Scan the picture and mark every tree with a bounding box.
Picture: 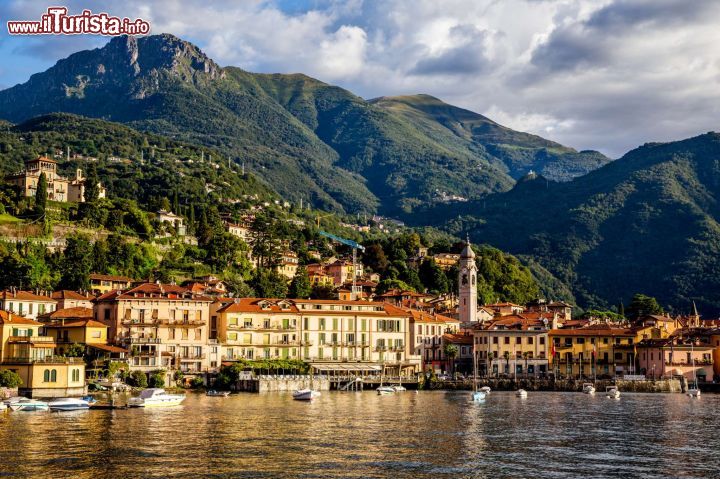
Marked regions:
[363,243,389,274]
[148,369,166,388]
[205,233,244,271]
[0,369,22,388]
[128,370,148,388]
[288,266,312,299]
[503,351,511,376]
[418,258,449,293]
[60,234,93,290]
[250,269,288,298]
[310,284,338,300]
[64,343,85,357]
[172,190,179,214]
[35,172,47,217]
[92,239,109,274]
[375,278,414,295]
[626,293,664,320]
[83,163,100,203]
[444,344,458,375]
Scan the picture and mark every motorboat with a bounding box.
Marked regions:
[479,386,491,394]
[9,399,49,412]
[687,388,701,398]
[128,388,185,408]
[471,391,487,402]
[292,389,321,401]
[606,386,621,399]
[390,385,406,392]
[48,397,94,411]
[376,386,396,395]
[516,389,528,399]
[3,396,28,406]
[688,343,701,398]
[206,390,231,397]
[582,383,596,395]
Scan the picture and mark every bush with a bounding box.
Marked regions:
[190,377,204,389]
[148,369,166,388]
[128,370,148,388]
[0,370,23,388]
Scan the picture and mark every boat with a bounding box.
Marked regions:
[292,389,321,401]
[582,383,596,395]
[206,390,231,397]
[9,399,49,412]
[48,397,94,411]
[606,386,620,399]
[687,342,701,398]
[390,385,406,392]
[470,348,486,402]
[516,389,528,399]
[376,386,396,395]
[479,386,491,394]
[3,396,28,406]
[128,388,186,408]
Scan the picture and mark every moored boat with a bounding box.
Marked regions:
[292,389,321,401]
[479,386,491,394]
[376,386,395,395]
[606,386,620,399]
[3,396,28,406]
[48,397,93,411]
[206,390,231,397]
[9,399,49,412]
[471,391,487,402]
[516,389,528,399]
[128,388,185,408]
[390,385,406,392]
[582,383,596,395]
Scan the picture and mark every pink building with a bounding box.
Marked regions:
[637,337,714,382]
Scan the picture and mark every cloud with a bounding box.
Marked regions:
[1,0,720,158]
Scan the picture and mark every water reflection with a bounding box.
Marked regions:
[1,391,718,478]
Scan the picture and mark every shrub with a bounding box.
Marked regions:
[148,369,166,388]
[0,370,23,388]
[128,370,148,388]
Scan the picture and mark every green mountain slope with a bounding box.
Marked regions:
[371,94,610,181]
[411,133,720,315]
[0,34,608,215]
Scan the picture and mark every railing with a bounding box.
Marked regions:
[157,319,206,326]
[6,356,86,364]
[8,335,55,343]
[179,354,206,360]
[123,337,162,344]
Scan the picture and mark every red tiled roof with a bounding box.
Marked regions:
[549,323,636,337]
[0,290,55,302]
[39,307,94,320]
[51,290,94,301]
[0,310,42,325]
[443,333,473,345]
[43,318,107,328]
[96,283,213,302]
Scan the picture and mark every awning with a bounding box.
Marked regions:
[311,364,383,372]
[87,343,128,354]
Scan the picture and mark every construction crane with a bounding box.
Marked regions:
[318,230,365,300]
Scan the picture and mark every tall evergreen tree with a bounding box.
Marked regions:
[172,190,179,214]
[60,235,93,290]
[35,172,47,217]
[83,163,100,203]
[288,266,312,299]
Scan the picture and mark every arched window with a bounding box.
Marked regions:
[43,369,50,382]
[50,369,57,382]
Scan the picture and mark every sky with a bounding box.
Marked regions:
[1,0,719,158]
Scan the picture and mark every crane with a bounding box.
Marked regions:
[318,230,365,300]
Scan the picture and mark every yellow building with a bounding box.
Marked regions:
[215,298,420,376]
[5,156,105,203]
[406,308,460,371]
[38,307,108,348]
[473,314,555,377]
[89,274,134,294]
[549,323,658,378]
[0,311,85,398]
[275,251,299,280]
[0,290,57,320]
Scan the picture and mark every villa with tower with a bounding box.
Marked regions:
[6,156,105,203]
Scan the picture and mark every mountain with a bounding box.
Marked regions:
[410,133,720,315]
[0,34,609,215]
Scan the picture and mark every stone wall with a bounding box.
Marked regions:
[232,376,330,393]
[0,387,18,399]
[429,378,682,393]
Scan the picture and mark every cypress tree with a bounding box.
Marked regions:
[35,172,47,217]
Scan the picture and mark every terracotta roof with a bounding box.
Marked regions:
[51,290,93,301]
[89,274,134,282]
[443,333,473,345]
[0,310,42,325]
[97,283,213,302]
[484,314,552,330]
[219,298,410,317]
[218,298,300,314]
[549,323,636,337]
[486,302,521,308]
[87,343,127,353]
[39,307,94,320]
[43,318,107,328]
[0,290,55,302]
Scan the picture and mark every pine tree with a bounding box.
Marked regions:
[288,266,312,299]
[172,190,179,214]
[83,163,100,203]
[35,172,47,217]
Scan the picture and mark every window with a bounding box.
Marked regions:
[493,337,499,344]
[43,369,50,382]
[516,337,522,345]
[528,337,534,345]
[182,329,189,340]
[577,338,585,344]
[51,369,57,382]
[614,353,622,360]
[319,318,326,330]
[504,337,510,345]
[72,369,80,382]
[332,318,338,330]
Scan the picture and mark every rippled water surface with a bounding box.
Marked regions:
[1,391,719,478]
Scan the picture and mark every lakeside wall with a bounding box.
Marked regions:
[232,376,330,393]
[430,378,684,393]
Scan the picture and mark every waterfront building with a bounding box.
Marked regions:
[215,298,420,376]
[406,308,460,372]
[89,274,134,294]
[0,311,85,397]
[442,332,474,374]
[0,290,56,320]
[94,283,216,377]
[473,313,555,377]
[637,335,714,382]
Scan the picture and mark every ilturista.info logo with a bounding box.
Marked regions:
[7,7,150,35]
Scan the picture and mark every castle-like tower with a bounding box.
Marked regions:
[458,236,478,324]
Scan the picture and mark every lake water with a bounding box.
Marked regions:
[0,391,718,478]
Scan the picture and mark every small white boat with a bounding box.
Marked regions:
[206,390,231,397]
[687,388,701,398]
[606,386,620,399]
[377,386,395,395]
[479,386,491,394]
[471,391,487,402]
[582,383,596,395]
[3,396,28,406]
[292,389,321,401]
[390,385,406,392]
[9,399,49,412]
[48,397,93,411]
[516,389,528,399]
[128,388,185,408]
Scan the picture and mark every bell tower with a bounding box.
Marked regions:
[458,235,477,324]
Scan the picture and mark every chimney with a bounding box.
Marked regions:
[551,313,558,330]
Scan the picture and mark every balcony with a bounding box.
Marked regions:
[300,340,314,346]
[179,354,206,360]
[8,335,55,344]
[123,337,162,344]
[5,356,85,364]
[121,319,157,326]
[157,319,206,327]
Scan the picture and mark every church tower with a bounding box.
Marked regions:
[458,236,478,324]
